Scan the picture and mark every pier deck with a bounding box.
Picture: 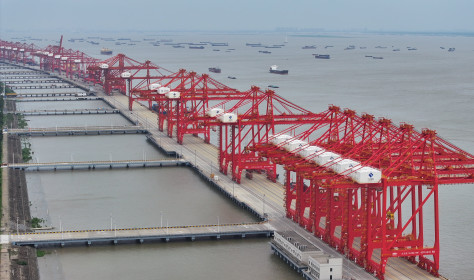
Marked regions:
[6,125,147,136]
[6,108,120,115]
[7,159,188,171]
[6,222,273,248]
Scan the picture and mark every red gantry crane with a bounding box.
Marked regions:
[1,37,473,280]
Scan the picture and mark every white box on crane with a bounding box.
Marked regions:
[331,159,359,173]
[269,134,292,146]
[284,139,308,152]
[314,152,340,166]
[218,113,237,123]
[148,83,161,90]
[206,108,224,117]
[166,91,180,99]
[157,86,170,94]
[349,167,382,184]
[298,145,325,159]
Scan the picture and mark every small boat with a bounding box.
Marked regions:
[213,49,220,51]
[313,54,330,59]
[372,56,384,59]
[189,45,204,49]
[172,45,185,48]
[392,48,400,51]
[407,47,417,51]
[227,76,236,79]
[448,48,455,52]
[211,42,228,46]
[268,85,279,89]
[209,67,221,73]
[269,65,288,75]
[302,45,317,49]
[100,48,113,55]
[259,50,271,54]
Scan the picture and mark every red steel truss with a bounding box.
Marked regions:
[250,106,474,278]
[86,54,172,98]
[1,37,473,280]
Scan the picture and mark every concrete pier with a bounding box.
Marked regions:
[7,222,273,249]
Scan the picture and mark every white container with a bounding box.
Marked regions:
[48,53,54,57]
[5,47,11,50]
[99,63,109,69]
[218,113,237,123]
[148,83,161,90]
[13,48,18,51]
[157,86,170,94]
[61,56,68,61]
[54,55,61,59]
[0,46,4,49]
[166,91,180,99]
[314,152,340,166]
[298,145,325,158]
[350,167,382,184]
[19,49,24,52]
[332,159,359,173]
[74,59,81,63]
[206,108,224,117]
[284,139,308,152]
[270,134,292,145]
[120,71,131,78]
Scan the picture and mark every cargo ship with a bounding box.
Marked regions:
[209,67,221,73]
[269,65,288,75]
[100,48,113,55]
[313,54,330,59]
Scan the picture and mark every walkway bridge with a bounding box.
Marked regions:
[6,108,120,116]
[6,125,147,136]
[7,159,189,171]
[13,97,101,102]
[7,222,272,248]
[4,79,64,84]
[7,84,75,90]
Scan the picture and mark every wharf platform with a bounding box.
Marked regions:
[0,75,53,80]
[6,222,273,248]
[6,108,120,116]
[13,92,86,97]
[7,84,76,90]
[0,70,47,75]
[4,79,64,84]
[7,159,188,171]
[13,97,101,102]
[6,125,147,136]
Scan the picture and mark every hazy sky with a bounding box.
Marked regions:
[1,0,474,33]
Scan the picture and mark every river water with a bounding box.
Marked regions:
[7,31,474,279]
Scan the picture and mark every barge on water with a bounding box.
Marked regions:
[209,67,221,73]
[100,48,113,55]
[269,65,288,75]
[313,54,330,59]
